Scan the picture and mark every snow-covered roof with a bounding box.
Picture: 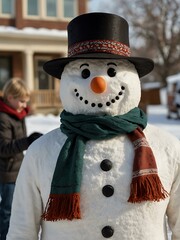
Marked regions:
[141,81,162,90]
[0,26,67,39]
[167,73,180,84]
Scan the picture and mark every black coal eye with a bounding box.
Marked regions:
[107,67,116,77]
[81,68,90,79]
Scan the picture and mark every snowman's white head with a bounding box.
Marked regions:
[60,59,141,116]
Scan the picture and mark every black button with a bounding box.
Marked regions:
[102,185,114,197]
[102,226,114,238]
[100,159,112,171]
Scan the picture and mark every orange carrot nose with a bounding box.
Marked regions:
[90,77,107,94]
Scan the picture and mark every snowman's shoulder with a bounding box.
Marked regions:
[144,124,180,156]
[144,123,178,140]
[42,128,67,145]
[27,128,67,157]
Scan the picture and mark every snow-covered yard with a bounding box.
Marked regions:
[26,104,180,139]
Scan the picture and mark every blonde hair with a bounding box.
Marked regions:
[2,78,30,101]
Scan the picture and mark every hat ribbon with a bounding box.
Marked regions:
[68,39,131,57]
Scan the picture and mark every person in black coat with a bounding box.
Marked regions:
[0,78,42,240]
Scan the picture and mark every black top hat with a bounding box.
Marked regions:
[43,12,154,79]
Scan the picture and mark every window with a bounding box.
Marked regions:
[24,0,77,19]
[35,59,54,90]
[0,0,14,17]
[27,0,38,16]
[0,57,12,90]
[46,0,57,17]
[64,0,75,18]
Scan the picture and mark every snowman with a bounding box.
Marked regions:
[7,13,180,240]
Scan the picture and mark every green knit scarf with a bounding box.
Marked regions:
[42,107,168,221]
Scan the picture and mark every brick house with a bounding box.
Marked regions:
[0,0,87,113]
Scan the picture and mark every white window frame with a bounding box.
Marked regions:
[0,0,14,18]
[23,0,78,20]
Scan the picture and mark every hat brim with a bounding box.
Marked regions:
[43,53,154,79]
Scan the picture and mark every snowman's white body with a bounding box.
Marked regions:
[7,60,180,240]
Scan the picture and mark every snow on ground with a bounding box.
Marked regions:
[26,113,60,135]
[26,104,180,139]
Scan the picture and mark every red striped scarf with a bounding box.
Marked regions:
[127,127,169,203]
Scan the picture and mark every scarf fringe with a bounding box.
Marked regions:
[128,174,169,203]
[42,193,81,221]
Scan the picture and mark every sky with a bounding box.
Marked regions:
[88,0,115,13]
[88,0,102,12]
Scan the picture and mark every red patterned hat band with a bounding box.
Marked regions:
[68,39,131,57]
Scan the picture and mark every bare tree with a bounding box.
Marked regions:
[89,0,180,86]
